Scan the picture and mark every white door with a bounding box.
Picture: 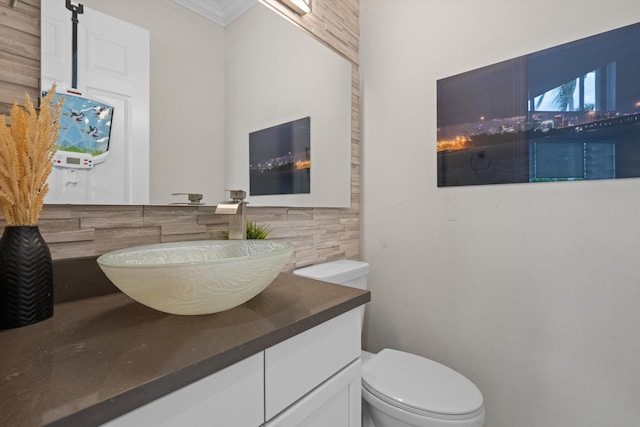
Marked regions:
[41,1,149,204]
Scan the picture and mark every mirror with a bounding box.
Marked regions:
[41,0,352,207]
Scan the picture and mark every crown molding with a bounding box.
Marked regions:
[174,0,257,27]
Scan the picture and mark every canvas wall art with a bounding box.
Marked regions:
[437,22,640,187]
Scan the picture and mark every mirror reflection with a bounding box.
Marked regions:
[41,0,351,207]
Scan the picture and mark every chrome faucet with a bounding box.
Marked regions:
[215,190,248,239]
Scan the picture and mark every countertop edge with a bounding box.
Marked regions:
[43,284,370,426]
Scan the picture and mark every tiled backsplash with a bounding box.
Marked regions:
[25,202,361,269]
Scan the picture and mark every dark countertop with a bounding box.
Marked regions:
[0,272,370,427]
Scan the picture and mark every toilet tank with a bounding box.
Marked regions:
[293,260,369,290]
[294,260,370,335]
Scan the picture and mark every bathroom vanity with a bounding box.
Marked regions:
[0,272,369,426]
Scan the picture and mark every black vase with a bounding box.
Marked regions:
[0,226,53,329]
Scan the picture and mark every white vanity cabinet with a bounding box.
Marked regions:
[265,359,361,427]
[102,308,362,427]
[265,309,362,426]
[102,352,264,427]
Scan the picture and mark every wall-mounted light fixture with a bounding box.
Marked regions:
[280,0,311,15]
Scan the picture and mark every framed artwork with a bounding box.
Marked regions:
[437,22,640,187]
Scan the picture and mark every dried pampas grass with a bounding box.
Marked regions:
[0,85,63,226]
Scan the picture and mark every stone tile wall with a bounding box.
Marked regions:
[0,0,40,115]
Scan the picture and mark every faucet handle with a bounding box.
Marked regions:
[171,193,204,204]
[225,189,246,201]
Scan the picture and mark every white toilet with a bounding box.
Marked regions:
[293,260,485,427]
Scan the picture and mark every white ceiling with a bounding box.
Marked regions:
[173,0,258,27]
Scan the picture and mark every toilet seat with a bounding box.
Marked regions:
[362,349,484,420]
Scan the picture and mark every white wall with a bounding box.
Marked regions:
[80,0,226,205]
[360,1,640,426]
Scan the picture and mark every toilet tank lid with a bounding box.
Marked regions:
[362,349,484,417]
[293,260,369,284]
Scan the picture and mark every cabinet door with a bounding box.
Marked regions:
[102,352,264,427]
[265,309,361,419]
[266,359,361,427]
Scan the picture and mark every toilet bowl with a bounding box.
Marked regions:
[293,260,485,427]
[362,349,484,427]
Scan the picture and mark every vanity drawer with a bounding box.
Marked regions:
[264,308,361,420]
[103,352,264,427]
[266,359,362,427]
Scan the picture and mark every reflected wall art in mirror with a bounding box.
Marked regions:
[437,22,640,187]
[249,116,311,197]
